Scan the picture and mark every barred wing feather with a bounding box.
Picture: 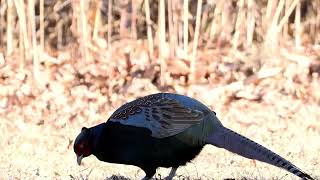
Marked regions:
[109,95,204,138]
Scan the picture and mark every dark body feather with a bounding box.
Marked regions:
[74,93,314,179]
[92,121,203,177]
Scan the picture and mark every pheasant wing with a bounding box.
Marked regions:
[109,94,204,138]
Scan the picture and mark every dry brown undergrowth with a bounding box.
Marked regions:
[1,42,320,179]
[0,0,319,179]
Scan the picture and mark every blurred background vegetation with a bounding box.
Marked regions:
[0,0,319,122]
[0,0,319,179]
[0,0,319,85]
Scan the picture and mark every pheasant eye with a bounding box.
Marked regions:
[75,142,85,153]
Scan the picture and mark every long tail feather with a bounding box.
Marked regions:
[206,126,314,180]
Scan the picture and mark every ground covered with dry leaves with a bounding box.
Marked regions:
[0,42,320,179]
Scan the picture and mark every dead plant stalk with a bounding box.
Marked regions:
[107,0,112,49]
[191,0,202,83]
[159,0,166,86]
[6,0,13,55]
[80,0,89,62]
[183,0,188,56]
[144,0,154,58]
[28,0,40,86]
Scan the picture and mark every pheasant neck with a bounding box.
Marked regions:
[90,123,106,153]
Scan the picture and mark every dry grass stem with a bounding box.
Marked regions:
[246,0,255,48]
[108,0,113,49]
[266,0,276,21]
[183,0,189,57]
[131,0,137,39]
[39,0,44,51]
[57,20,63,50]
[317,1,320,45]
[172,1,179,55]
[295,0,301,48]
[93,2,101,41]
[6,0,13,55]
[277,0,299,33]
[190,0,202,83]
[144,0,153,58]
[168,0,175,58]
[80,0,89,62]
[28,0,40,86]
[232,0,245,49]
[159,0,166,86]
[272,0,285,30]
[207,3,217,47]
[178,2,184,49]
[19,20,25,70]
[282,0,292,41]
[14,0,29,57]
[119,2,128,39]
[265,0,285,48]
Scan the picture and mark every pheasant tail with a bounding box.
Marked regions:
[206,126,314,180]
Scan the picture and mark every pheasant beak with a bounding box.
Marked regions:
[77,154,83,165]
